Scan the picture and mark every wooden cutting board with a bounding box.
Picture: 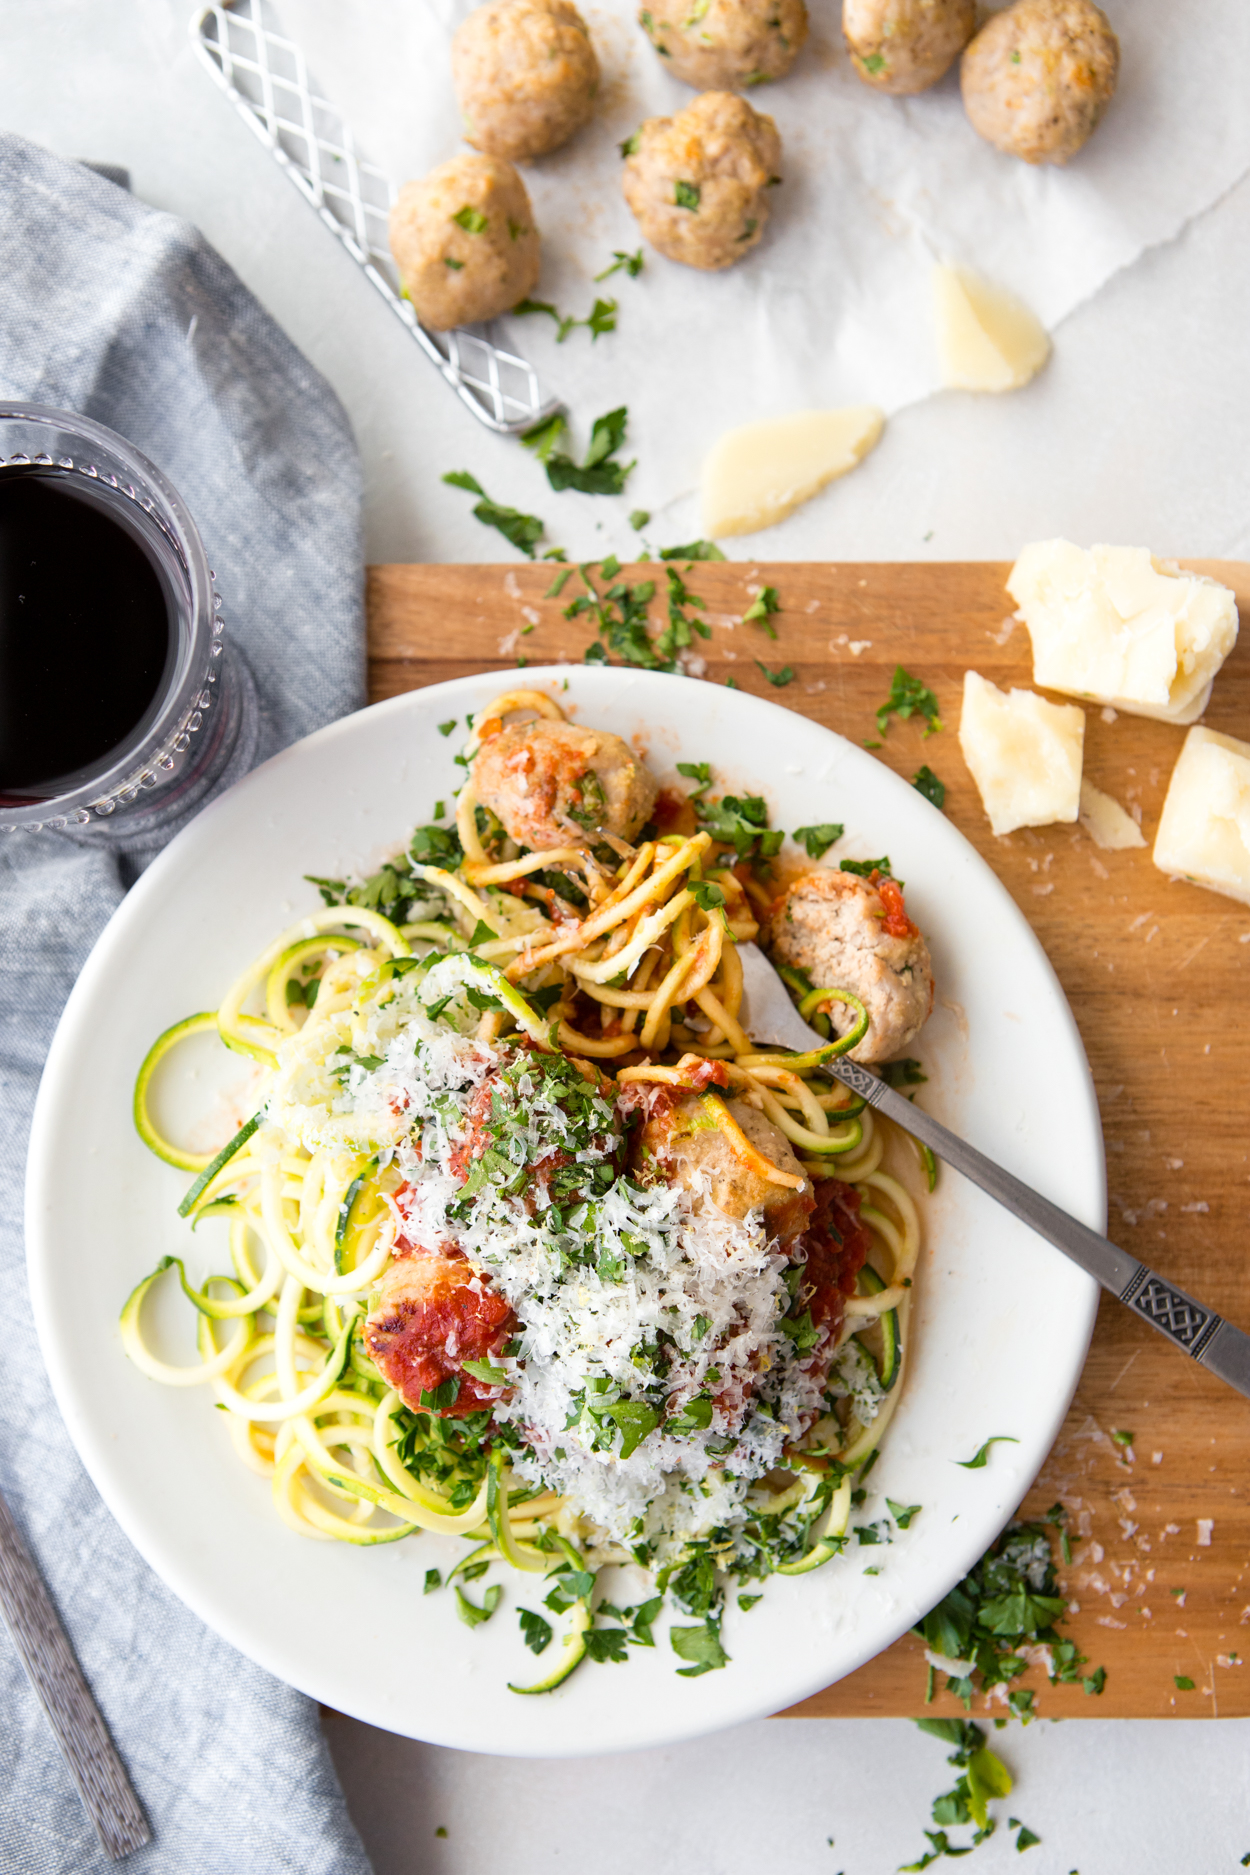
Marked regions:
[367,556,1250,1722]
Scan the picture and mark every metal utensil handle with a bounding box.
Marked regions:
[826,1057,1250,1402]
[0,1488,150,1860]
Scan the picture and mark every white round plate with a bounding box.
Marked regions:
[26,667,1103,1756]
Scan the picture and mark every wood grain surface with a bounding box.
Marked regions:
[367,556,1250,1722]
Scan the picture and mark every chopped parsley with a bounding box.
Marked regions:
[792,822,844,858]
[676,759,712,796]
[670,1615,727,1676]
[877,665,943,738]
[912,765,946,809]
[539,406,635,496]
[861,51,885,73]
[1174,1675,1196,1691]
[881,1057,927,1087]
[518,1608,552,1654]
[512,296,618,343]
[956,1435,1019,1470]
[443,256,464,271]
[630,508,651,531]
[742,585,780,638]
[438,718,457,737]
[595,248,645,281]
[839,855,891,879]
[659,539,726,561]
[887,1499,921,1529]
[755,660,794,687]
[455,1583,502,1627]
[451,205,488,233]
[674,180,701,211]
[442,470,545,558]
[619,131,640,156]
[696,791,783,862]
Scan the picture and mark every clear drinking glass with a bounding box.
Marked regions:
[0,402,257,842]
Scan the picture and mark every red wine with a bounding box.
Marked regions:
[0,466,176,797]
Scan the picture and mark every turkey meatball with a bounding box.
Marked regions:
[453,0,599,163]
[765,867,934,1065]
[389,151,540,331]
[634,1088,813,1245]
[961,0,1119,166]
[843,0,974,94]
[640,0,807,92]
[471,717,658,852]
[622,91,781,271]
[364,1248,514,1416]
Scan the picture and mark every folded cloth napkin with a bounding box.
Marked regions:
[0,135,372,1873]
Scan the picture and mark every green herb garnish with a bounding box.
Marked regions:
[442,470,545,558]
[792,822,843,858]
[877,665,943,738]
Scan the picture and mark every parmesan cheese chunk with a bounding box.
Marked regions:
[959,670,1084,838]
[701,406,884,539]
[933,265,1050,393]
[1008,541,1239,725]
[1079,780,1146,851]
[1154,726,1250,906]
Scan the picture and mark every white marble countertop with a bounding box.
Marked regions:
[5,3,1250,1869]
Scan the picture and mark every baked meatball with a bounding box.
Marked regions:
[365,1249,514,1416]
[389,152,540,331]
[961,0,1119,166]
[843,0,974,94]
[471,717,658,851]
[635,1089,813,1245]
[765,868,934,1065]
[640,0,807,92]
[622,91,781,271]
[452,0,599,163]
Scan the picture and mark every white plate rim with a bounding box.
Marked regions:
[25,666,1104,1755]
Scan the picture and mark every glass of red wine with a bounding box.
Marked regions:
[0,401,256,840]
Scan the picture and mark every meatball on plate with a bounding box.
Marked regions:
[41,664,1102,1757]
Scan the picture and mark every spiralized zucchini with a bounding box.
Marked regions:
[125,693,927,1685]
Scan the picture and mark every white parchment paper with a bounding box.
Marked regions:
[283,0,1250,533]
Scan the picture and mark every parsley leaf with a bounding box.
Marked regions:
[455,1583,502,1627]
[460,1358,509,1386]
[696,791,782,861]
[839,855,892,879]
[442,471,545,558]
[584,1627,630,1664]
[513,298,617,343]
[956,1436,1019,1470]
[689,879,726,912]
[742,585,781,639]
[756,660,794,687]
[452,205,488,233]
[630,508,651,531]
[881,1057,927,1087]
[424,1569,442,1594]
[518,1607,552,1655]
[595,247,645,281]
[887,1499,922,1529]
[438,718,457,737]
[419,1376,461,1412]
[676,760,713,795]
[1175,1674,1196,1690]
[792,822,843,858]
[674,180,701,211]
[544,406,635,496]
[1014,1824,1041,1850]
[877,665,943,738]
[913,765,946,809]
[670,1616,728,1676]
[1083,1666,1106,1696]
[606,1400,658,1459]
[659,539,726,561]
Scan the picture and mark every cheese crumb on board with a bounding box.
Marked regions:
[1008,541,1239,724]
[701,406,884,539]
[933,264,1050,393]
[1154,725,1250,907]
[1079,780,1147,850]
[959,670,1084,837]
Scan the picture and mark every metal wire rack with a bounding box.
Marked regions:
[192,0,560,434]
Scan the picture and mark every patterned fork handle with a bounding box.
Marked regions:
[826,1056,1250,1400]
[0,1487,150,1860]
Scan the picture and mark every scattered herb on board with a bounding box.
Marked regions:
[915,1514,1104,1716]
[877,665,943,738]
[913,766,946,809]
[534,407,635,496]
[570,555,717,674]
[442,471,545,558]
[512,296,618,342]
[743,585,781,639]
[595,248,645,281]
[756,660,794,688]
[792,822,844,858]
[656,564,712,662]
[1174,1675,1196,1691]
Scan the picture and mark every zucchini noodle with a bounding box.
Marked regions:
[125,693,929,1688]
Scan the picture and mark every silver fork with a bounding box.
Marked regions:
[737,941,1250,1401]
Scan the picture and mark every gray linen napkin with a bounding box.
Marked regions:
[0,135,373,1873]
